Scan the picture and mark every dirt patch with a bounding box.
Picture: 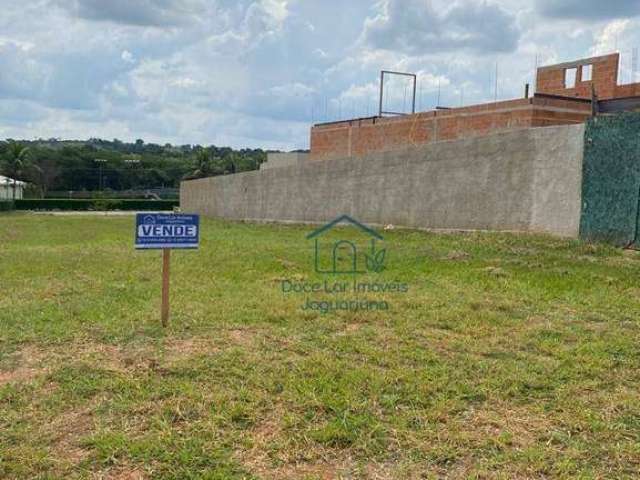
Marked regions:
[344,323,363,333]
[92,465,148,480]
[243,449,354,480]
[251,462,343,480]
[227,328,257,347]
[239,409,364,480]
[48,405,95,466]
[164,338,219,359]
[83,343,132,372]
[0,367,42,386]
[0,345,50,386]
[82,339,220,372]
[240,408,296,478]
[1,336,258,387]
[460,400,553,450]
[243,452,407,480]
[446,250,470,261]
[483,266,508,278]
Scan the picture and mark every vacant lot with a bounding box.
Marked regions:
[1,213,639,479]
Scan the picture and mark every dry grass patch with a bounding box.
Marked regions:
[0,344,50,386]
[48,405,94,467]
[92,465,148,480]
[227,327,258,347]
[460,400,554,450]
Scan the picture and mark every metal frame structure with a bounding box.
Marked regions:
[378,70,417,117]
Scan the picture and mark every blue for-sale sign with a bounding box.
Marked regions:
[135,213,199,250]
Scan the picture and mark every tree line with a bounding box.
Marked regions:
[0,138,271,198]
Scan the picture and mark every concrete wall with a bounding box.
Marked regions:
[260,152,309,170]
[530,125,585,236]
[181,124,585,237]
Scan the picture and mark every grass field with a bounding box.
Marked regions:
[1,213,640,479]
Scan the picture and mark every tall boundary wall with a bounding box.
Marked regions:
[181,124,585,238]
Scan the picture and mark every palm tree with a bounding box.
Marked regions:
[189,149,216,179]
[1,142,30,200]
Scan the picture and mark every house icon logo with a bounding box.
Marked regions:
[306,215,386,274]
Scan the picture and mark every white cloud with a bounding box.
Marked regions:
[0,0,638,149]
[58,0,206,27]
[169,77,201,88]
[591,20,631,55]
[121,50,136,63]
[363,0,521,55]
[536,0,640,21]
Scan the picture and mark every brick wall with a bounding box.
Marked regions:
[310,96,591,161]
[536,52,640,101]
[613,83,640,98]
[536,54,620,99]
[309,52,640,161]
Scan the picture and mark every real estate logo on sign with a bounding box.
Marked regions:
[135,213,200,250]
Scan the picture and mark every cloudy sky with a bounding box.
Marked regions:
[1,0,639,150]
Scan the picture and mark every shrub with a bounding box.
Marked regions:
[14,199,179,211]
[0,200,15,212]
[92,198,120,211]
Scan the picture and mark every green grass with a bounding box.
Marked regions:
[1,213,640,479]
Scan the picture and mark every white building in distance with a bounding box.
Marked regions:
[0,175,26,200]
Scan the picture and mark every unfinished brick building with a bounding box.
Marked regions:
[310,53,640,161]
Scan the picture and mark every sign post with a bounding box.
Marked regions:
[161,248,171,327]
[135,213,200,327]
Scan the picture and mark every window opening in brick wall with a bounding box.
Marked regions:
[565,68,577,88]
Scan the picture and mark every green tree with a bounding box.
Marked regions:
[189,149,217,179]
[1,141,30,199]
[0,138,269,195]
[27,148,58,198]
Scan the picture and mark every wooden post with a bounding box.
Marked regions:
[161,249,170,327]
